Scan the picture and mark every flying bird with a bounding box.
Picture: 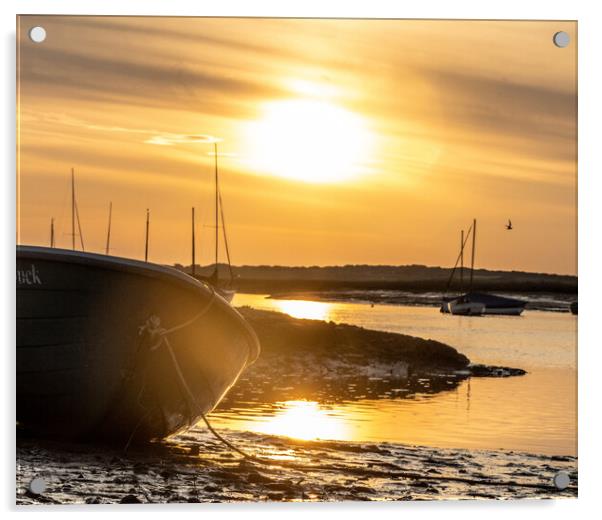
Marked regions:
[506,219,513,230]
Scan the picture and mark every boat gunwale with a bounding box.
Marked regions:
[17,245,210,292]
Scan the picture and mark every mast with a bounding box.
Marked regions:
[71,168,75,250]
[214,142,219,280]
[105,201,112,255]
[191,207,196,277]
[50,218,55,248]
[469,218,476,291]
[144,208,150,262]
[460,229,464,293]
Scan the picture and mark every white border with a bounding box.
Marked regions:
[3,1,601,518]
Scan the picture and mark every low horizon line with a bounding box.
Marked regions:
[175,261,578,278]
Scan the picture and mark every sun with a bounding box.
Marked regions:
[243,99,374,183]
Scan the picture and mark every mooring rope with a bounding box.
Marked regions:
[124,286,216,450]
[131,285,262,461]
[163,336,256,460]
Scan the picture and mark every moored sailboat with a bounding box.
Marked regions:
[443,219,526,316]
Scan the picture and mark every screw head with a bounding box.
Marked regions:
[553,31,570,48]
[28,26,47,43]
[28,477,47,495]
[553,470,571,490]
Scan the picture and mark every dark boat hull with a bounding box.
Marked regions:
[16,246,260,441]
[445,292,527,316]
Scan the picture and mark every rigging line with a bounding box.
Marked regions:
[74,199,85,251]
[105,202,112,255]
[459,229,464,293]
[191,207,196,277]
[213,142,219,279]
[469,218,477,291]
[50,218,55,248]
[56,174,70,248]
[443,224,473,296]
[218,188,234,284]
[71,168,75,251]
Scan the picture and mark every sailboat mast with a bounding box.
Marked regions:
[214,141,219,279]
[50,218,55,248]
[144,209,150,262]
[460,229,464,292]
[71,168,75,250]
[469,218,476,290]
[105,202,112,255]
[192,207,196,277]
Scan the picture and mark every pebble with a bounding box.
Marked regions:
[119,494,142,504]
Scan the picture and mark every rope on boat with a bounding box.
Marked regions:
[161,324,257,460]
[124,286,217,452]
[131,284,261,462]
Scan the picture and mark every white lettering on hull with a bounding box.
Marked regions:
[16,264,42,285]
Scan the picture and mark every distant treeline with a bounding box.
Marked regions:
[173,263,577,294]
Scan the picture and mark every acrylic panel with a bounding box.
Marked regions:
[16,16,577,504]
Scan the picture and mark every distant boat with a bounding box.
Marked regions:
[443,219,526,316]
[452,292,525,316]
[16,246,260,441]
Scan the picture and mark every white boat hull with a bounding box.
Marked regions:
[449,301,485,316]
[482,306,525,316]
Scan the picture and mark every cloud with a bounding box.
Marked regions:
[144,133,220,146]
[25,112,223,148]
[46,16,299,62]
[19,42,287,116]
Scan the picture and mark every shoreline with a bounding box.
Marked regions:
[236,307,526,394]
[180,264,577,297]
[262,290,576,313]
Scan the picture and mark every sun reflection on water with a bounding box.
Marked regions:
[246,400,350,441]
[273,300,332,321]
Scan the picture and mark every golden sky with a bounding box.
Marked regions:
[17,17,577,274]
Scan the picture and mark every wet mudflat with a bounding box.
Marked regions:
[17,427,576,504]
[16,306,577,504]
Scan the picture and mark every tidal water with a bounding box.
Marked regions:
[211,294,577,456]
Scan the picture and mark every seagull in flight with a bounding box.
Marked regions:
[506,219,513,230]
